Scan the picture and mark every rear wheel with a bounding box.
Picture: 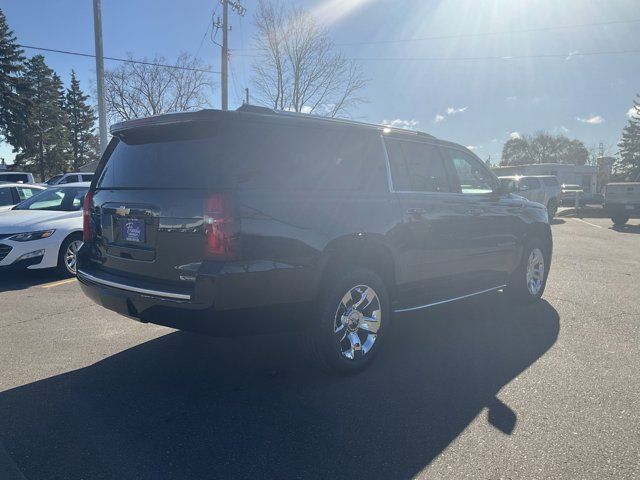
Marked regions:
[308,268,389,374]
[611,215,629,226]
[506,238,548,304]
[58,233,83,277]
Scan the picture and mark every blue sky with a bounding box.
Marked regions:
[1,0,639,165]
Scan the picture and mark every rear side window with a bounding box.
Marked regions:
[521,177,541,190]
[0,188,13,206]
[81,174,94,182]
[97,122,372,191]
[542,177,559,187]
[385,139,450,193]
[16,186,40,201]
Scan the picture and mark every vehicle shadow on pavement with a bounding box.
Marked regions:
[611,224,640,234]
[0,294,559,480]
[0,269,65,293]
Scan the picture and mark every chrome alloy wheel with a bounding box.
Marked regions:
[333,285,382,360]
[526,247,545,296]
[64,240,83,275]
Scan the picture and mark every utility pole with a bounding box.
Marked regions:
[93,0,108,154]
[218,0,246,110]
[245,87,249,105]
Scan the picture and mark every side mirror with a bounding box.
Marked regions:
[493,184,511,196]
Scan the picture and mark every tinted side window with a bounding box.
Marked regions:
[521,178,541,190]
[81,174,94,182]
[385,139,450,193]
[442,148,496,194]
[0,188,13,206]
[542,177,559,187]
[63,175,79,183]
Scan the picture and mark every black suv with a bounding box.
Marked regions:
[78,105,552,373]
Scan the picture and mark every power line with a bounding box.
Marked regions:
[347,49,640,62]
[18,44,221,74]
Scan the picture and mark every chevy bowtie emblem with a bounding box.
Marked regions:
[115,206,130,216]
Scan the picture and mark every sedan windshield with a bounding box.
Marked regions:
[14,186,88,211]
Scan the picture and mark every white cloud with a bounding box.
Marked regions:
[382,118,419,130]
[510,131,522,140]
[576,114,604,125]
[628,106,640,119]
[555,125,570,134]
[433,114,445,123]
[466,145,481,151]
[446,106,468,115]
[506,96,517,101]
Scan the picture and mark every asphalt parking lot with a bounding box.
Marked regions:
[0,215,638,480]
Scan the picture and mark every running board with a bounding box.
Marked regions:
[393,285,506,313]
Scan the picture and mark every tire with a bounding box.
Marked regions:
[611,215,629,226]
[57,233,83,277]
[546,200,557,221]
[307,267,390,374]
[506,238,548,304]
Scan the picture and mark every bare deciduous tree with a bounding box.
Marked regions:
[252,0,366,118]
[104,53,214,122]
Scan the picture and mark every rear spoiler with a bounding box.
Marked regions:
[109,110,229,137]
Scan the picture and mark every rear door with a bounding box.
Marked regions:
[383,137,471,305]
[521,177,543,203]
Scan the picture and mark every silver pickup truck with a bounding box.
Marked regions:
[604,182,640,225]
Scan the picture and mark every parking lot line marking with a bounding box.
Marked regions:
[41,278,77,289]
[572,218,603,229]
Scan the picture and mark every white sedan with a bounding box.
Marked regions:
[0,183,90,276]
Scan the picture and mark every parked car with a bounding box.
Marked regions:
[77,106,553,374]
[44,172,94,186]
[498,175,560,220]
[0,183,46,212]
[604,182,640,226]
[560,184,584,207]
[0,171,36,184]
[0,183,89,275]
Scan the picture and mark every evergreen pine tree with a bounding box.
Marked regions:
[14,55,72,180]
[617,95,640,181]
[0,8,27,149]
[65,70,97,170]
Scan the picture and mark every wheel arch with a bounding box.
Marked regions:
[317,234,398,301]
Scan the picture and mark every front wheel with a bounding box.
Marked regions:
[308,268,390,374]
[506,239,548,304]
[58,234,83,277]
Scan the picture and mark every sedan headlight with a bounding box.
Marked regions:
[8,230,56,242]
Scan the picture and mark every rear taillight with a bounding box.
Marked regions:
[82,191,94,242]
[204,192,237,260]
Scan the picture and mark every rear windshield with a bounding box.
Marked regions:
[0,173,30,183]
[97,121,374,190]
[542,177,559,186]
